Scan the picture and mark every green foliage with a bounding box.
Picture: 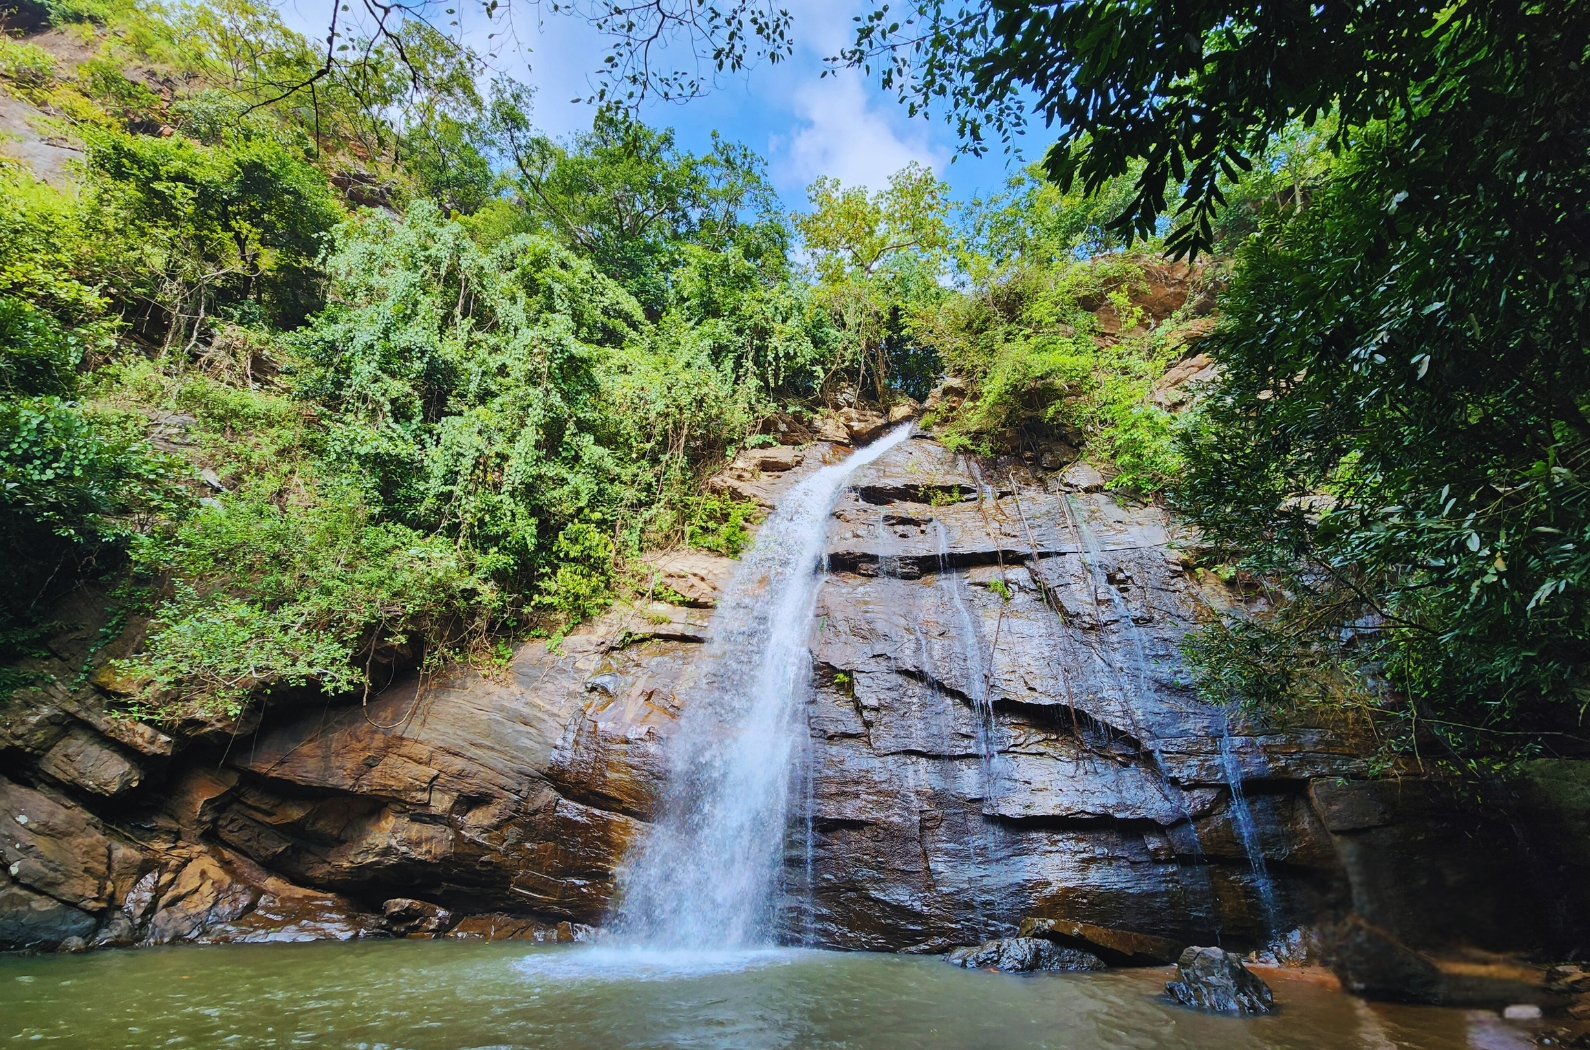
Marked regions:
[531,521,614,628]
[796,163,950,281]
[840,0,1563,258]
[293,200,645,582]
[0,296,81,397]
[685,493,760,558]
[1175,0,1590,767]
[795,165,952,404]
[124,478,495,718]
[492,102,787,315]
[1,395,181,544]
[82,127,344,337]
[0,171,107,318]
[0,37,58,91]
[0,170,185,695]
[76,58,162,129]
[920,248,1192,492]
[958,163,1148,273]
[663,244,835,396]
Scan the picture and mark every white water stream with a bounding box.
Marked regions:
[613,424,915,950]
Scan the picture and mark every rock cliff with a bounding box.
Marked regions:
[2,431,1587,998]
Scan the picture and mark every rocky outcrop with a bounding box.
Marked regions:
[945,936,1106,973]
[1017,915,1184,966]
[1166,946,1274,1013]
[2,430,1587,976]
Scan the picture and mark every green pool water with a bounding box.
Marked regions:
[0,940,1528,1049]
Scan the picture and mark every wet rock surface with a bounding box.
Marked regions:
[945,936,1107,973]
[1017,915,1185,966]
[1165,946,1274,1013]
[2,430,1587,977]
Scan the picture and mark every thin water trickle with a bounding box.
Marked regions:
[934,519,996,767]
[932,515,1002,934]
[1218,709,1281,936]
[613,424,915,950]
[1056,492,1221,931]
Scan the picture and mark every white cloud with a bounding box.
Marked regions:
[770,70,947,197]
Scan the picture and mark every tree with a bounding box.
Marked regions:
[793,164,951,403]
[488,95,786,315]
[838,0,1583,258]
[826,0,1590,763]
[83,129,344,341]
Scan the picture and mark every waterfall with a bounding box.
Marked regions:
[613,424,915,950]
[1216,709,1280,935]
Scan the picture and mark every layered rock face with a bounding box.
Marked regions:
[792,435,1359,950]
[2,432,1587,977]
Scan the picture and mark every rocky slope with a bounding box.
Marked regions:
[3,429,1589,1004]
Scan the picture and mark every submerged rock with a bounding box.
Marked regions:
[1165,946,1274,1014]
[1326,914,1446,1004]
[945,937,1107,973]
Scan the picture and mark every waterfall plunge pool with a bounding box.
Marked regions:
[0,940,1525,1049]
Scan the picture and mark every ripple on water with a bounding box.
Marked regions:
[512,945,808,982]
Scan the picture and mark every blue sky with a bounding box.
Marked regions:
[278,0,1041,207]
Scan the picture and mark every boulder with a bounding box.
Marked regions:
[383,897,454,935]
[1058,461,1106,491]
[640,550,737,608]
[1165,946,1274,1014]
[143,856,260,944]
[739,446,805,473]
[1038,443,1079,470]
[1151,351,1219,411]
[945,937,1108,973]
[0,775,144,913]
[921,377,968,417]
[1324,916,1444,1003]
[887,399,920,424]
[1308,779,1391,833]
[838,407,889,445]
[447,913,559,940]
[1017,916,1185,966]
[813,415,852,444]
[710,442,840,507]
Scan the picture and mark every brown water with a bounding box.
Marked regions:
[0,941,1536,1049]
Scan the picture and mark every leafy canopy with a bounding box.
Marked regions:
[837,0,1572,257]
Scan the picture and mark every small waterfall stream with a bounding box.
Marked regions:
[613,425,914,949]
[1217,709,1281,935]
[934,520,996,768]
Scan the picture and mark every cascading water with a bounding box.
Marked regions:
[1056,492,1221,930]
[1217,709,1281,935]
[613,424,915,950]
[934,520,996,767]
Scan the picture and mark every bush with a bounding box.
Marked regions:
[122,479,496,718]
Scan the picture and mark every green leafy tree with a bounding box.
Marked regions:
[490,98,786,314]
[821,0,1590,763]
[83,128,343,340]
[794,164,951,403]
[839,0,1575,258]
